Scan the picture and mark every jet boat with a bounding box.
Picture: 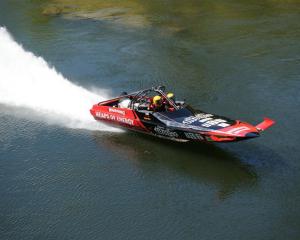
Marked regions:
[90,86,275,142]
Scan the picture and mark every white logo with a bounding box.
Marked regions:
[154,126,178,138]
[182,113,230,128]
[109,108,125,115]
[184,132,204,140]
[96,112,133,125]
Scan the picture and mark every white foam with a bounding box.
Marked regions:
[0,27,121,132]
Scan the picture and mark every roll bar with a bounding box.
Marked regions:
[127,86,179,110]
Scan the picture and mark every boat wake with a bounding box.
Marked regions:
[0,27,120,132]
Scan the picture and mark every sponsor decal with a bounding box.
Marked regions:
[183,114,214,125]
[182,113,230,128]
[154,126,178,138]
[184,132,204,140]
[96,112,133,125]
[96,112,116,121]
[202,119,229,128]
[109,108,125,115]
[116,117,134,125]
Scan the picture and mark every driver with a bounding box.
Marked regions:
[149,95,165,112]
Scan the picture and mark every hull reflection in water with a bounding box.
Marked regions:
[92,132,258,200]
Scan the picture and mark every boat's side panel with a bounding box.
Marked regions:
[90,105,149,132]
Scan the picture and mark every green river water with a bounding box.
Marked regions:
[0,1,300,239]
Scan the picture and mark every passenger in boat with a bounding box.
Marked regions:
[164,92,176,111]
[167,92,176,102]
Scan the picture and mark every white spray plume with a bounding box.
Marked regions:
[0,27,121,132]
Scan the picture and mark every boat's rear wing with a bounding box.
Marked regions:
[255,118,275,132]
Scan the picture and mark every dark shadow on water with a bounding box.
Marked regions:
[92,131,259,200]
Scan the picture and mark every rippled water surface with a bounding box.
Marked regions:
[1,1,300,239]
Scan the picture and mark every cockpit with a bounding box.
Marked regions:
[118,86,184,113]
